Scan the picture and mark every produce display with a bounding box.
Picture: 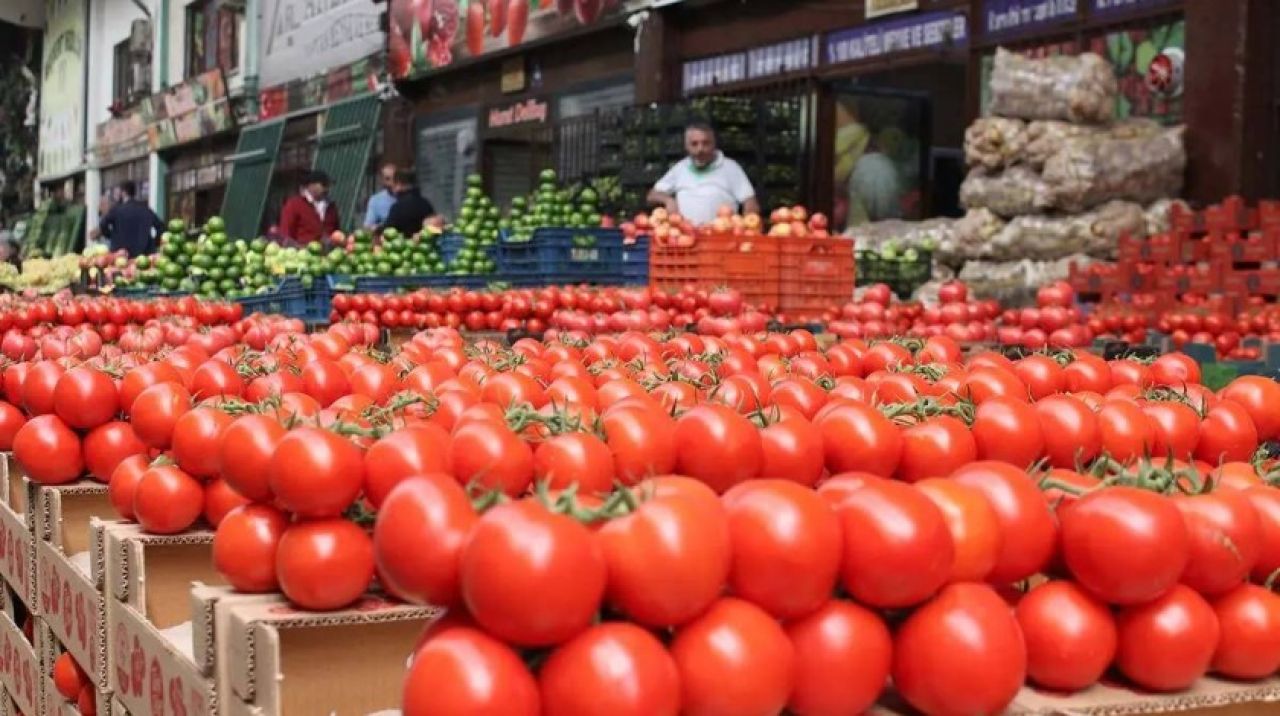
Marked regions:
[504,169,605,243]
[987,48,1118,124]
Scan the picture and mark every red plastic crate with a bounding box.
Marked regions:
[1206,232,1276,264]
[649,233,781,310]
[1204,196,1252,235]
[1068,260,1130,295]
[778,237,855,320]
[1117,233,1182,264]
[1155,262,1223,294]
[1259,200,1280,231]
[1232,268,1280,296]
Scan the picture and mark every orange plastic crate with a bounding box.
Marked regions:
[778,237,855,320]
[649,233,781,310]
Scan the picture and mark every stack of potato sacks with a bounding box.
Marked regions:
[939,49,1186,301]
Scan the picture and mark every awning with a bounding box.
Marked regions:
[312,95,382,233]
[220,120,286,239]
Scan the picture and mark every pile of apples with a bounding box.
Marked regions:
[764,206,831,238]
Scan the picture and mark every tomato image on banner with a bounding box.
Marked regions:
[389,0,625,79]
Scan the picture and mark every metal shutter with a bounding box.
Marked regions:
[220,120,286,239]
[312,95,382,233]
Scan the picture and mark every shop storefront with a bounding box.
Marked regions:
[34,0,89,254]
[389,1,635,219]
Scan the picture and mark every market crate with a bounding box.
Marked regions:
[1154,262,1224,294]
[778,237,854,320]
[1068,260,1130,295]
[0,607,39,716]
[237,279,307,318]
[0,456,33,615]
[854,249,931,300]
[1116,233,1183,264]
[1206,231,1277,264]
[621,236,650,285]
[1203,195,1256,235]
[651,234,781,309]
[37,619,111,716]
[499,229,625,285]
[1233,267,1280,296]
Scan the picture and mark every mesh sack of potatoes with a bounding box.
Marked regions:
[1042,126,1186,213]
[1022,118,1162,169]
[845,217,957,252]
[985,201,1146,261]
[988,49,1117,124]
[960,165,1053,217]
[935,209,1006,265]
[956,255,1088,304]
[964,118,1028,170]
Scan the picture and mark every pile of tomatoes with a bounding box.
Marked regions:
[7,305,1280,715]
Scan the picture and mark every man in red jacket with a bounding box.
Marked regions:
[279,171,340,244]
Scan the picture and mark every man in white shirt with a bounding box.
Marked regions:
[648,122,760,226]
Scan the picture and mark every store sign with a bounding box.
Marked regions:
[38,0,87,179]
[487,98,549,129]
[1089,0,1178,16]
[824,11,968,66]
[260,0,385,88]
[389,1,626,80]
[746,38,814,80]
[258,54,381,120]
[983,0,1077,37]
[866,0,918,20]
[94,70,237,164]
[683,53,747,95]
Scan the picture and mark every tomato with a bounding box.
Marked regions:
[539,623,680,716]
[674,404,762,493]
[816,402,902,477]
[916,477,1001,583]
[363,424,451,508]
[53,367,119,429]
[1059,486,1189,604]
[1220,375,1280,441]
[1062,356,1112,394]
[896,415,977,483]
[769,378,828,420]
[1013,354,1064,399]
[1115,584,1219,692]
[893,583,1026,716]
[599,478,729,627]
[785,599,891,716]
[1175,490,1262,597]
[720,480,840,620]
[299,359,350,407]
[374,473,477,608]
[1196,400,1259,465]
[276,518,374,610]
[950,461,1057,584]
[52,651,84,700]
[189,360,245,400]
[1245,486,1280,582]
[403,627,539,716]
[481,371,547,408]
[268,427,364,518]
[0,400,24,450]
[130,382,192,449]
[971,396,1044,467]
[533,432,615,494]
[21,360,65,416]
[13,414,83,485]
[1213,462,1264,491]
[757,414,824,487]
[1211,583,1280,680]
[960,366,1027,404]
[461,500,605,647]
[670,597,795,716]
[81,420,146,484]
[832,478,952,608]
[600,402,676,484]
[133,465,203,534]
[203,478,251,527]
[170,407,233,480]
[107,454,148,521]
[217,414,286,502]
[1109,358,1153,388]
[448,419,535,496]
[118,362,183,414]
[213,504,287,593]
[1151,352,1202,387]
[1097,399,1155,464]
[1015,580,1116,692]
[1143,400,1202,459]
[1034,394,1100,468]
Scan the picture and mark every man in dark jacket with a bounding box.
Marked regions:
[384,169,437,237]
[99,181,163,258]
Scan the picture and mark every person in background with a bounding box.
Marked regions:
[363,162,397,230]
[279,171,340,245]
[88,192,113,243]
[647,122,760,226]
[384,169,438,237]
[0,230,20,272]
[99,181,163,258]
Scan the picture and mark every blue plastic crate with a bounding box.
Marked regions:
[440,234,498,266]
[238,278,307,317]
[498,228,625,285]
[622,236,650,285]
[353,275,439,293]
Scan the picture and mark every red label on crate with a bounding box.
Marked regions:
[36,540,100,678]
[112,602,212,716]
[0,616,37,715]
[0,503,31,606]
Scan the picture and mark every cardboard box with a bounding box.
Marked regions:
[0,611,39,716]
[104,522,233,716]
[37,618,112,716]
[220,595,436,716]
[31,481,114,691]
[0,488,34,618]
[2,453,28,515]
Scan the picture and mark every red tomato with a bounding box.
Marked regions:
[1196,400,1259,465]
[52,652,83,700]
[213,504,288,593]
[13,414,83,485]
[0,400,25,450]
[816,402,902,477]
[757,415,824,487]
[1097,399,1155,464]
[403,627,539,716]
[949,461,1057,584]
[538,623,680,716]
[832,477,953,608]
[275,518,374,610]
[108,454,149,521]
[448,420,535,496]
[598,478,730,628]
[21,360,65,416]
[971,396,1044,467]
[130,382,192,449]
[1245,486,1280,583]
[1034,394,1101,468]
[600,402,677,484]
[460,500,606,647]
[133,465,203,534]
[170,407,233,479]
[1220,375,1280,441]
[1015,580,1117,692]
[52,367,119,430]
[363,424,451,508]
[893,583,1026,716]
[670,597,795,716]
[268,427,365,518]
[373,473,477,608]
[721,480,840,619]
[785,599,891,716]
[1059,486,1189,604]
[1012,354,1065,399]
[896,415,977,483]
[1144,401,1202,459]
[674,404,763,493]
[189,360,245,400]
[203,478,251,527]
[1151,352,1202,387]
[1175,490,1262,597]
[81,420,146,484]
[217,414,286,502]
[916,477,1002,583]
[1115,584,1220,692]
[1211,583,1280,680]
[533,431,615,494]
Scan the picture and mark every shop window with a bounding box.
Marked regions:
[113,40,137,105]
[186,0,241,78]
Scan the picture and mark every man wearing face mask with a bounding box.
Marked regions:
[647,122,760,226]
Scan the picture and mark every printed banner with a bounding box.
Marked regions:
[824,11,968,66]
[257,54,382,120]
[260,0,385,88]
[94,70,236,164]
[1089,0,1179,16]
[982,0,1078,37]
[38,0,87,179]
